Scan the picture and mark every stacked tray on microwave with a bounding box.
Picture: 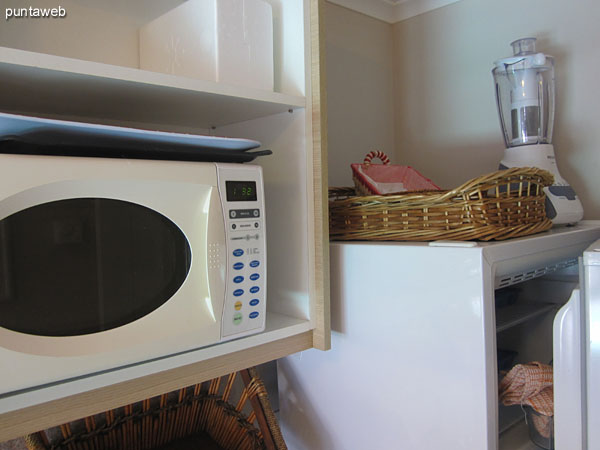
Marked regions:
[0,112,272,162]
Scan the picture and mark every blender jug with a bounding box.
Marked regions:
[493,37,555,147]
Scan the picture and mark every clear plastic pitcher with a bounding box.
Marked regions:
[492,38,555,147]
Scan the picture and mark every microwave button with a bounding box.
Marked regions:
[249,273,260,281]
[249,260,260,268]
[233,262,244,270]
[230,209,259,219]
[234,301,243,311]
[249,286,259,294]
[249,311,259,319]
[233,289,244,297]
[233,249,244,257]
[233,313,243,325]
[249,299,260,307]
[233,276,244,284]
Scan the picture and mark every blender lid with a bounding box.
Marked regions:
[511,37,537,56]
[493,53,549,71]
[493,37,551,72]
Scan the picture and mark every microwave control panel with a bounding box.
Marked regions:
[217,164,267,339]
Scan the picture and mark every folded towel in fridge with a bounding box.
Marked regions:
[498,362,553,438]
[498,361,553,415]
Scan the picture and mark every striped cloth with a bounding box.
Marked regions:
[499,362,553,438]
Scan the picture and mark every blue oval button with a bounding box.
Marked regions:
[233,276,244,284]
[233,289,244,297]
[249,273,260,281]
[249,299,260,307]
[233,249,244,257]
[249,311,259,319]
[249,286,259,294]
[233,262,244,270]
[249,260,260,268]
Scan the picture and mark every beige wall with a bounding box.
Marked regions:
[324,2,395,187]
[392,0,600,218]
[0,0,140,68]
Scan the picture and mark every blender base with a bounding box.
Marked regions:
[499,144,584,225]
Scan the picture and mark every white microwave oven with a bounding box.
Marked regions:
[0,154,266,395]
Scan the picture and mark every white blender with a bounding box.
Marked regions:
[492,37,583,225]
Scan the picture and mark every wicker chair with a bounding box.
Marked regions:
[25,367,286,450]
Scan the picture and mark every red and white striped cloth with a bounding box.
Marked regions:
[499,361,553,415]
[499,362,553,438]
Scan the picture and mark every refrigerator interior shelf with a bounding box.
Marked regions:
[499,418,539,450]
[496,302,557,333]
[498,404,526,435]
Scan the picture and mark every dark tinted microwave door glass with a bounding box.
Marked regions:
[0,198,191,336]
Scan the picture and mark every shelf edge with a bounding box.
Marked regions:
[0,46,306,109]
[0,330,313,442]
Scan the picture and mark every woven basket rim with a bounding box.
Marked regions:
[329,167,555,242]
[331,167,554,202]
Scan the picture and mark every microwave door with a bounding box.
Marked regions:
[0,179,221,361]
[0,160,230,395]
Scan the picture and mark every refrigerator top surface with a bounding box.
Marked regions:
[330,221,600,286]
[330,220,600,254]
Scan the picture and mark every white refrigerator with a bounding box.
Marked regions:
[278,221,600,450]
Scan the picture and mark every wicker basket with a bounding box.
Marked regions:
[24,367,286,450]
[329,167,554,241]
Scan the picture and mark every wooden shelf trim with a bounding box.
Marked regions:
[309,0,331,351]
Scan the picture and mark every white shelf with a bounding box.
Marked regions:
[0,47,306,131]
[0,312,312,416]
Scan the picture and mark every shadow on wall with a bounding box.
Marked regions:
[395,139,506,190]
[328,244,348,335]
[277,358,335,450]
[326,41,396,188]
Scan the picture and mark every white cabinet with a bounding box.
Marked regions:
[0,0,329,441]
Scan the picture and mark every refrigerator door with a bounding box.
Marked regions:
[553,286,584,450]
[278,243,494,450]
[583,240,600,449]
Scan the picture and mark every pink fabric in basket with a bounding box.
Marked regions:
[351,164,440,195]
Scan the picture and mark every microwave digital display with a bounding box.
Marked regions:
[226,181,257,202]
